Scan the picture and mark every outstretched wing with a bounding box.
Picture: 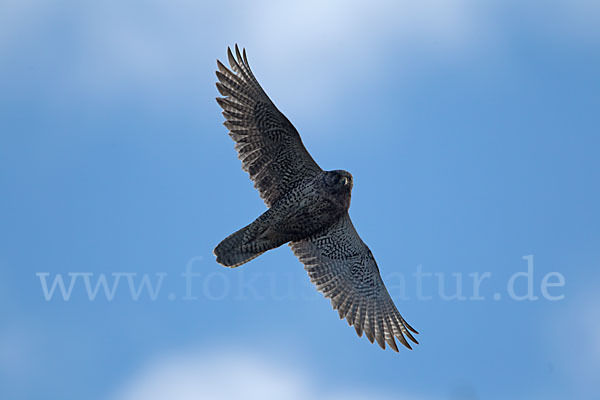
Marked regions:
[290,213,418,351]
[216,45,322,207]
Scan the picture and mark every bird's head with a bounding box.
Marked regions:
[323,170,354,193]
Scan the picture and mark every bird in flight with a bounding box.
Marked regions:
[213,45,418,352]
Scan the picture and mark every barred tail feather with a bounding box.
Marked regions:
[214,225,264,268]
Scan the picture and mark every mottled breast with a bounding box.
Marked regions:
[268,170,353,240]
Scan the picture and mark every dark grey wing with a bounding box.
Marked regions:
[215,45,322,207]
[290,213,418,351]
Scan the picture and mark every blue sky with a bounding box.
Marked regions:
[1,1,599,399]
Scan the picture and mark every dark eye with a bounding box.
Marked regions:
[340,177,348,185]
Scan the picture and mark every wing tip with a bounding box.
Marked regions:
[405,329,419,345]
[345,311,418,352]
[215,82,227,97]
[354,324,363,338]
[225,44,250,72]
[407,324,419,335]
[227,46,236,69]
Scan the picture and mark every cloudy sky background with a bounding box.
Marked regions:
[1,1,599,399]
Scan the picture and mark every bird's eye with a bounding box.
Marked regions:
[340,177,348,185]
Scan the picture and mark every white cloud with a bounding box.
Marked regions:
[542,286,600,395]
[108,347,429,400]
[1,1,597,112]
[239,0,486,114]
[0,0,48,51]
[246,0,480,57]
[63,0,485,101]
[109,350,309,400]
[0,322,40,381]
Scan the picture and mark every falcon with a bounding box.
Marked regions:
[213,45,418,351]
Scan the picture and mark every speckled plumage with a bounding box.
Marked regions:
[213,45,418,352]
